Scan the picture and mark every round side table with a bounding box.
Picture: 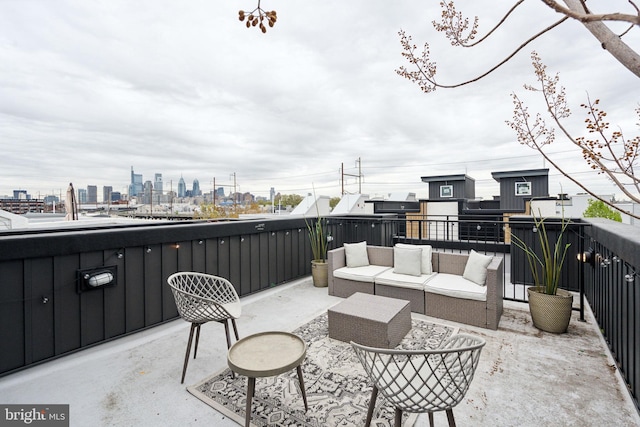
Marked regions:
[227,331,308,427]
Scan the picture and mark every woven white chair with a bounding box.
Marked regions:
[351,333,486,427]
[167,272,242,384]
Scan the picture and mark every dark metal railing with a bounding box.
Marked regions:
[582,221,640,410]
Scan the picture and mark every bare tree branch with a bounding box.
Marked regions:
[397,17,567,90]
[541,0,640,25]
[506,52,640,218]
[560,0,640,77]
[433,0,526,47]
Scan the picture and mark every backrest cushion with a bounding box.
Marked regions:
[395,243,433,274]
[344,241,370,268]
[462,250,493,286]
[393,246,423,276]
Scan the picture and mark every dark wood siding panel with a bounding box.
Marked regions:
[104,254,127,340]
[205,238,219,276]
[192,239,206,273]
[249,234,261,293]
[54,254,81,354]
[144,246,163,326]
[228,236,243,294]
[125,247,145,332]
[30,257,55,362]
[217,238,231,284]
[79,251,105,347]
[239,235,252,295]
[0,260,25,372]
[259,233,270,289]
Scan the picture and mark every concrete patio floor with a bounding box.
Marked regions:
[1,277,638,426]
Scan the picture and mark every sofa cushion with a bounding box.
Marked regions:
[462,250,493,286]
[424,273,487,301]
[334,265,391,283]
[344,241,370,268]
[375,270,437,290]
[393,246,422,277]
[395,243,433,274]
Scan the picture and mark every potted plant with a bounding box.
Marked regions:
[511,211,573,333]
[306,215,329,287]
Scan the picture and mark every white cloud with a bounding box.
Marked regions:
[0,0,637,201]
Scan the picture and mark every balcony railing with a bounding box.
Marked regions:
[0,213,638,411]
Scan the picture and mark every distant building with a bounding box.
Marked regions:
[154,173,163,194]
[192,179,201,197]
[111,191,121,202]
[178,176,186,198]
[43,195,59,206]
[0,198,44,214]
[13,190,30,200]
[103,186,113,203]
[87,185,97,204]
[78,188,87,203]
[129,166,143,198]
[143,181,153,204]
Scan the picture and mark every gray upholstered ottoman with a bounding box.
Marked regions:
[328,292,411,348]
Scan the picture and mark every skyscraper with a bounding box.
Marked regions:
[103,186,113,203]
[143,181,153,204]
[87,185,97,203]
[178,176,186,198]
[154,173,163,194]
[192,179,200,197]
[129,166,143,199]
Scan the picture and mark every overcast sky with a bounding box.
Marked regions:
[1,0,638,202]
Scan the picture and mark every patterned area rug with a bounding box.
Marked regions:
[187,313,457,427]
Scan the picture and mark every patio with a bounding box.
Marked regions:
[0,277,638,426]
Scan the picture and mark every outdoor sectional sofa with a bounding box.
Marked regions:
[327,243,504,330]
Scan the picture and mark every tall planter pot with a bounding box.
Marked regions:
[311,260,328,288]
[527,286,573,333]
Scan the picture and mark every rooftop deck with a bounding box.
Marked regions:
[1,277,638,426]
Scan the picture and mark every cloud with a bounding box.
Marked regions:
[0,0,637,201]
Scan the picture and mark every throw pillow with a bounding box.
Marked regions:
[462,250,493,286]
[396,243,433,274]
[393,246,423,276]
[344,241,370,268]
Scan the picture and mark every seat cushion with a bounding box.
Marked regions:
[424,273,487,301]
[375,270,437,290]
[334,265,391,283]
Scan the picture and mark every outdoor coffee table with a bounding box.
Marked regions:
[227,331,308,427]
[328,292,411,348]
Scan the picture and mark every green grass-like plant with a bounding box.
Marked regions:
[306,215,328,262]
[511,211,571,296]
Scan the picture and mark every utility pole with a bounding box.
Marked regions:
[231,172,237,212]
[169,180,173,213]
[213,177,216,207]
[341,157,363,195]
